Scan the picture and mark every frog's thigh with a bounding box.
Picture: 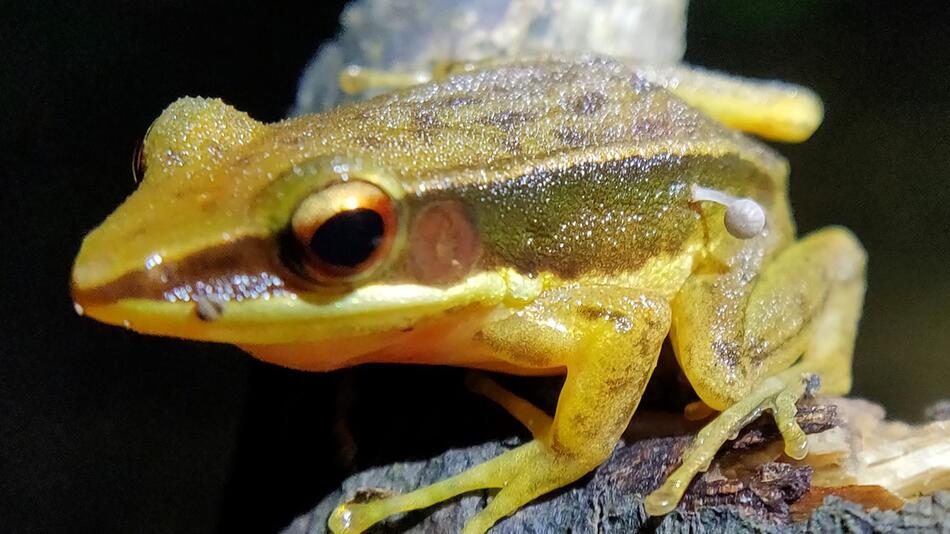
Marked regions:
[673,226,866,407]
[641,64,824,142]
[646,227,866,515]
[328,286,670,534]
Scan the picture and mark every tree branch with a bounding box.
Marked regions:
[284,398,949,533]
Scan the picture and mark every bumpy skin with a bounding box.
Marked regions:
[71,58,865,533]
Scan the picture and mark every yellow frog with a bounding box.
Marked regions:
[71,57,866,533]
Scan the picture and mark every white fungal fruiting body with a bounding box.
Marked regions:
[725,198,767,239]
[690,184,766,239]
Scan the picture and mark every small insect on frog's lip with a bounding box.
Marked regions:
[70,297,227,341]
[68,294,355,345]
[68,263,296,344]
[68,294,326,345]
[70,271,518,345]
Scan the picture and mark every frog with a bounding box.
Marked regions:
[70,57,866,534]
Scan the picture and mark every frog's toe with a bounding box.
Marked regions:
[328,501,382,534]
[644,366,816,516]
[643,480,687,516]
[771,374,813,460]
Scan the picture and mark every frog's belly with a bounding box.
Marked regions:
[240,303,563,376]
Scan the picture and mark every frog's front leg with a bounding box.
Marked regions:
[645,227,867,515]
[328,286,670,534]
[338,65,433,95]
[337,61,468,95]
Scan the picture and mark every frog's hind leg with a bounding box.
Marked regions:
[329,287,670,534]
[645,366,816,514]
[465,372,553,439]
[645,227,866,515]
[638,64,825,143]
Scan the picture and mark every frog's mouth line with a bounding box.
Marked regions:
[70,236,289,307]
[73,272,513,345]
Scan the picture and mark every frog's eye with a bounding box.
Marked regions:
[132,141,147,183]
[132,119,157,183]
[287,180,398,284]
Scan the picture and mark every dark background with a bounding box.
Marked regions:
[2,1,948,532]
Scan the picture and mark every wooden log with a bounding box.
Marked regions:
[284,398,949,533]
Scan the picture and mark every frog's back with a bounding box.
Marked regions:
[280,58,790,285]
[281,57,787,186]
[236,58,792,287]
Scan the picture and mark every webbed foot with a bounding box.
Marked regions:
[327,440,597,534]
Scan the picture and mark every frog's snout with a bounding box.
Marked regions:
[71,247,114,298]
[69,246,131,326]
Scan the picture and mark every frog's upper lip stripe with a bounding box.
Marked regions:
[70,236,293,307]
[70,271,514,345]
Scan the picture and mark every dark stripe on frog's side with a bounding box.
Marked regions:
[76,152,775,305]
[415,153,773,280]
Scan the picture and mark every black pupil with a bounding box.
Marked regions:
[309,208,385,268]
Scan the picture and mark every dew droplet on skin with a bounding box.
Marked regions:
[145,253,164,270]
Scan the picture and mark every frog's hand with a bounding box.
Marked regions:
[646,227,867,515]
[337,61,471,95]
[338,65,433,96]
[638,64,824,143]
[328,286,670,534]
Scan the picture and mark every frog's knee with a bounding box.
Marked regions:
[832,230,866,281]
[807,226,867,281]
[682,356,757,411]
